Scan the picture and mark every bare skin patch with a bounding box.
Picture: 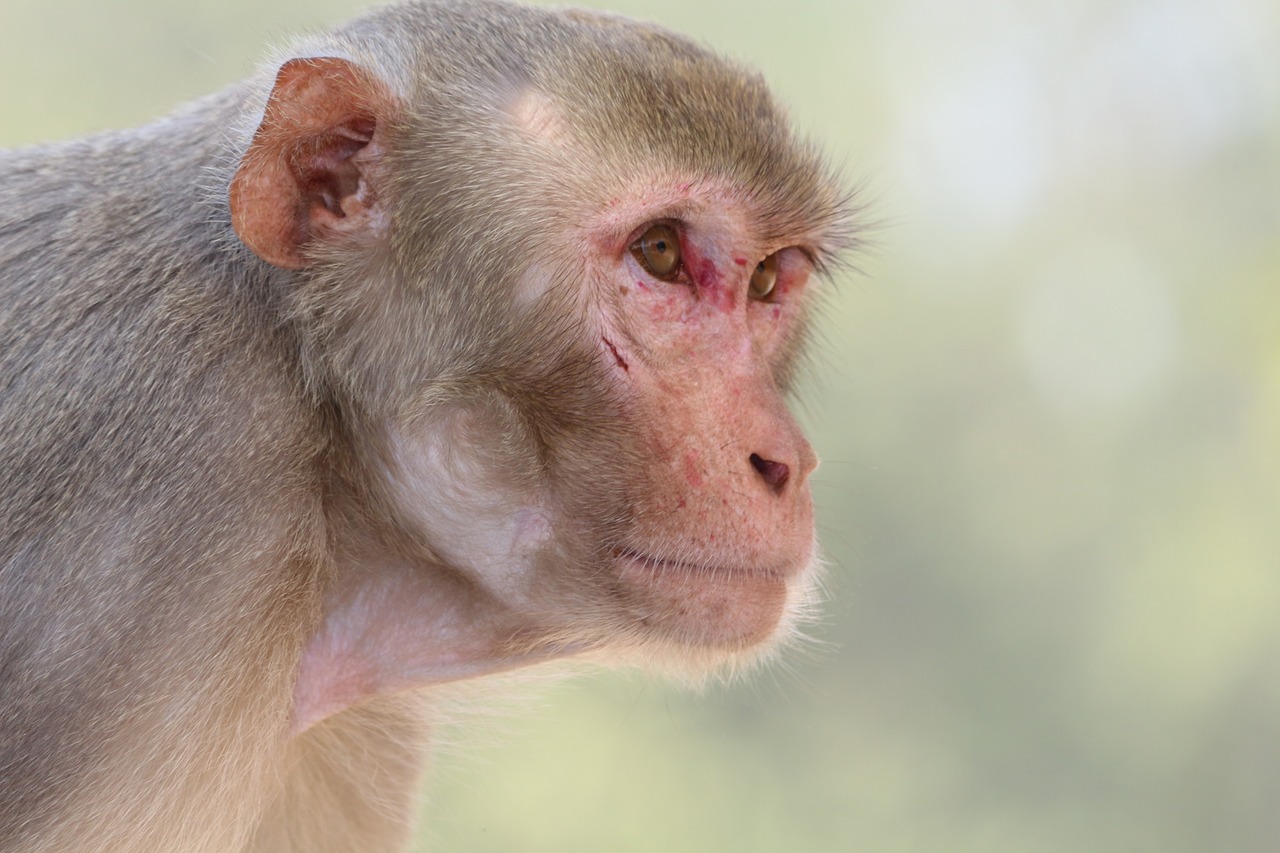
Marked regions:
[505,87,569,144]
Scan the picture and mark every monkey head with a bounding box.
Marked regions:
[228,2,852,724]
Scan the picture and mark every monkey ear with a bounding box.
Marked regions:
[231,57,395,270]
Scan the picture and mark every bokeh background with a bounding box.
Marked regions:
[4,0,1278,849]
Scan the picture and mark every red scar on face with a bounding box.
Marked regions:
[681,243,735,312]
[603,337,629,372]
[691,258,720,290]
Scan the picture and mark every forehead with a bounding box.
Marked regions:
[385,3,848,258]
[500,34,841,249]
[524,19,784,173]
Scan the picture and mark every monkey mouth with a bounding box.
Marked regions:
[611,547,796,580]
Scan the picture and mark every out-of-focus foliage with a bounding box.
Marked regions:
[3,0,1278,850]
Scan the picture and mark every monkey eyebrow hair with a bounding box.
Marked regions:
[761,209,862,278]
[591,201,697,249]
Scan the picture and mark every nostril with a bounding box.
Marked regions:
[749,453,790,494]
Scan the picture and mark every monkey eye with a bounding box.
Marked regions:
[630,223,682,281]
[749,253,779,300]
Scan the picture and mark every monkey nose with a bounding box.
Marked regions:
[748,453,791,495]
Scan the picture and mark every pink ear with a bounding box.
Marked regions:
[231,57,395,270]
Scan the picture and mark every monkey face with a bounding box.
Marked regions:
[583,193,823,653]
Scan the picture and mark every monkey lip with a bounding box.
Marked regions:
[611,547,799,580]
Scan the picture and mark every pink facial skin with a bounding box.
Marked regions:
[577,180,822,648]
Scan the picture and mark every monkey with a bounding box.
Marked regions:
[0,1,853,850]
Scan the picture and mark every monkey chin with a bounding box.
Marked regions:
[600,548,824,684]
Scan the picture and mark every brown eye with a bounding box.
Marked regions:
[749,253,778,300]
[630,223,681,281]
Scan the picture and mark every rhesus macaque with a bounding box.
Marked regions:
[0,1,852,850]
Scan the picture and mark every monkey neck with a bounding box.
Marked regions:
[291,509,557,733]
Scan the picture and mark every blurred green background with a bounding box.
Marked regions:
[4,0,1278,850]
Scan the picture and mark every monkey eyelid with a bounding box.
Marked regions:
[616,213,691,254]
[795,246,823,271]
